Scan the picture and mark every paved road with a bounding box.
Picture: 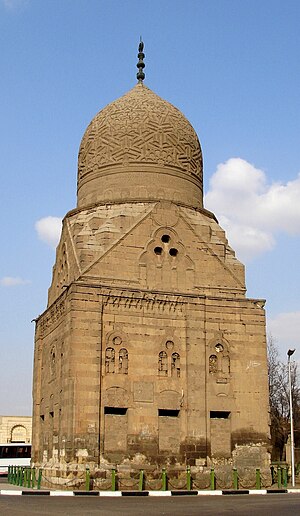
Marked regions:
[0,493,300,515]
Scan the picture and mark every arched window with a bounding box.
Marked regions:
[105,347,115,374]
[171,352,180,377]
[209,342,230,377]
[158,351,168,376]
[50,347,56,376]
[11,425,26,443]
[209,354,218,373]
[222,354,230,374]
[119,348,128,374]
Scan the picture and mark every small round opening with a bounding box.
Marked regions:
[161,234,170,243]
[169,248,178,257]
[215,343,224,353]
[154,246,163,255]
[166,340,174,350]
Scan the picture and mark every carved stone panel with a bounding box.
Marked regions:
[133,382,154,403]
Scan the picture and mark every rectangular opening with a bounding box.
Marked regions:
[104,406,127,415]
[40,414,44,421]
[49,411,54,418]
[158,409,180,417]
[210,411,230,419]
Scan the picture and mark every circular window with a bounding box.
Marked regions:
[166,340,174,350]
[169,248,178,257]
[113,336,122,346]
[154,246,163,255]
[161,234,170,243]
[215,343,224,353]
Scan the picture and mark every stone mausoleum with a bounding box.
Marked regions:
[32,43,270,483]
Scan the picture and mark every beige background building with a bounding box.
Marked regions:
[32,54,270,481]
[0,415,32,443]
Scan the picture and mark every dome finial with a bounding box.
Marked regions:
[136,37,145,83]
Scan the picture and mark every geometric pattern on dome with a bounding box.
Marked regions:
[78,83,202,183]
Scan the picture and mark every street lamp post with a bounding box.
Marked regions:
[287,348,296,487]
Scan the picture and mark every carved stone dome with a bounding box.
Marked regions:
[77,82,203,209]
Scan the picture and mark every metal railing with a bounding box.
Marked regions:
[7,464,289,491]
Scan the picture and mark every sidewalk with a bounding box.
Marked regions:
[3,476,300,496]
[0,479,50,493]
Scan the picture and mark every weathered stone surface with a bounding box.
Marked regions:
[77,83,203,209]
[32,78,270,483]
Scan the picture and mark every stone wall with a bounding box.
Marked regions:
[0,415,32,443]
[32,283,270,472]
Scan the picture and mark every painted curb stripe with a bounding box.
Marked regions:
[197,490,223,496]
[148,491,172,496]
[50,491,74,496]
[73,491,99,496]
[171,490,198,496]
[22,491,51,495]
[99,491,122,497]
[121,491,149,496]
[222,490,249,495]
[1,488,299,496]
[0,490,22,495]
[266,489,288,494]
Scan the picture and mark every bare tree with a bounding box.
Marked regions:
[267,335,300,461]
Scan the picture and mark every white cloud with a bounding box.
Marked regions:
[268,311,300,356]
[0,276,30,287]
[219,215,275,262]
[35,216,62,249]
[2,0,29,10]
[205,158,300,262]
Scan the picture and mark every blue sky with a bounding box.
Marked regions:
[0,0,299,415]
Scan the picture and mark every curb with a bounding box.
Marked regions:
[1,488,300,496]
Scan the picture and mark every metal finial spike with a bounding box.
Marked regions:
[138,36,144,53]
[136,37,145,83]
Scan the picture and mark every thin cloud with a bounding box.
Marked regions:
[1,0,29,11]
[0,276,30,287]
[205,158,300,262]
[35,216,62,249]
